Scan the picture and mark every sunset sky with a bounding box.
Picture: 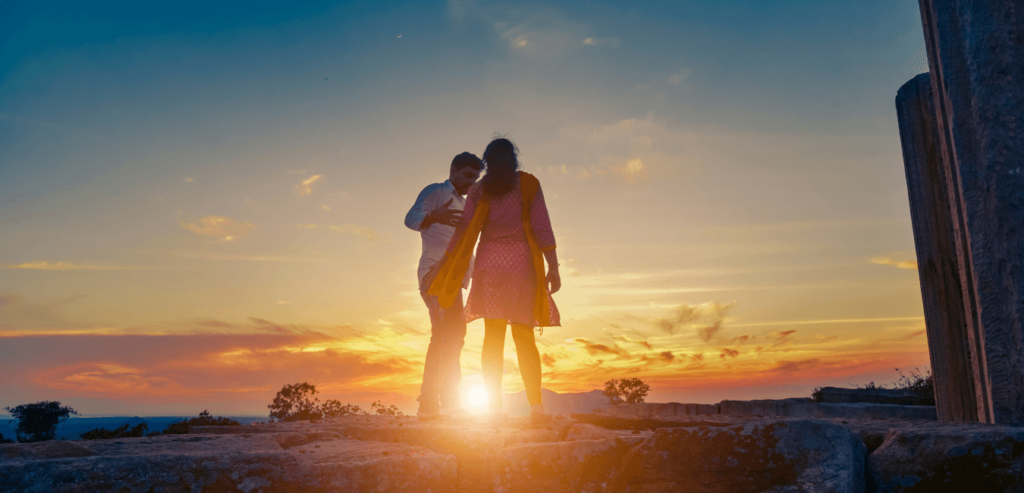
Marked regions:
[1,0,932,416]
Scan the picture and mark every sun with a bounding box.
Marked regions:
[463,384,489,413]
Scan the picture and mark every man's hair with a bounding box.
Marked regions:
[451,152,484,171]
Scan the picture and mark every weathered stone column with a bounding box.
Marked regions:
[896,73,978,422]
[918,0,1024,425]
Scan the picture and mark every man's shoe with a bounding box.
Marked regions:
[485,411,508,428]
[417,396,441,421]
[439,403,472,420]
[529,411,552,428]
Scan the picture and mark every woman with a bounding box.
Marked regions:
[428,137,561,426]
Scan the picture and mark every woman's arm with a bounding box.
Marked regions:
[543,248,560,294]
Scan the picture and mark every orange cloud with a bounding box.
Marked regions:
[654,301,736,340]
[9,332,419,404]
[179,215,256,242]
[869,256,918,270]
[3,261,130,270]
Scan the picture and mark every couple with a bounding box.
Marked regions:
[404,137,561,426]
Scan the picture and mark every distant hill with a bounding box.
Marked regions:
[0,416,264,441]
[503,389,610,417]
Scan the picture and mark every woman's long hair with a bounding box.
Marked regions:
[481,137,520,196]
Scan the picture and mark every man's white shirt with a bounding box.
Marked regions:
[405,180,473,290]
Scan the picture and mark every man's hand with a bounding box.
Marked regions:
[421,262,442,295]
[546,266,561,295]
[425,199,461,228]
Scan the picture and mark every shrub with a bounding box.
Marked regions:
[189,410,240,427]
[369,401,403,416]
[157,410,240,435]
[321,400,362,417]
[603,378,650,405]
[81,423,149,440]
[0,433,14,444]
[268,382,323,422]
[268,382,404,421]
[811,387,823,402]
[161,420,191,435]
[895,367,936,406]
[4,401,78,443]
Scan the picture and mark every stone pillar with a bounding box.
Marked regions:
[918,0,1024,425]
[896,73,979,421]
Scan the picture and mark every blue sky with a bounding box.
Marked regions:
[0,0,933,415]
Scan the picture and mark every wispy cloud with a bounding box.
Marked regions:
[179,215,256,242]
[653,301,736,340]
[870,256,918,270]
[329,224,377,240]
[667,69,691,84]
[296,174,323,196]
[728,316,924,328]
[613,335,653,350]
[2,261,131,271]
[0,294,16,309]
[574,337,630,358]
[582,36,619,47]
[541,114,701,184]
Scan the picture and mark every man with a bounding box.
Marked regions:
[404,152,483,420]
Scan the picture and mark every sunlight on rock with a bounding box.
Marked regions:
[463,384,489,413]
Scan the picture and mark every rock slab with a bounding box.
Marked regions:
[0,432,456,493]
[869,425,1024,492]
[607,419,865,493]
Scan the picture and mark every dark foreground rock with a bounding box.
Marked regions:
[7,413,1024,492]
[607,420,864,493]
[599,400,937,421]
[0,431,455,493]
[868,424,1024,492]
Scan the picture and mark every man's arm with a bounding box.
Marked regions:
[405,185,440,231]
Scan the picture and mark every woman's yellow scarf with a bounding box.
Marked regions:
[428,171,552,327]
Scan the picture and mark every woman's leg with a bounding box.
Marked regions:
[482,319,507,411]
[510,323,543,409]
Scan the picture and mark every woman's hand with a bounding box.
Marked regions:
[546,266,561,294]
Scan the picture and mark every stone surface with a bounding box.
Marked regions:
[0,430,455,493]
[895,72,978,422]
[869,424,1024,492]
[596,400,937,421]
[919,0,1024,425]
[726,401,936,421]
[599,402,720,417]
[606,419,865,493]
[11,412,1024,492]
[815,387,929,407]
[493,437,643,493]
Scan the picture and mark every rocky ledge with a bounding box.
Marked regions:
[2,413,1023,492]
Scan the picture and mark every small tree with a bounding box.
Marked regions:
[0,432,14,444]
[603,378,650,405]
[4,401,78,442]
[603,379,624,405]
[268,382,323,422]
[618,378,651,404]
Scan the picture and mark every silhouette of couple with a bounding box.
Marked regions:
[404,137,561,427]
